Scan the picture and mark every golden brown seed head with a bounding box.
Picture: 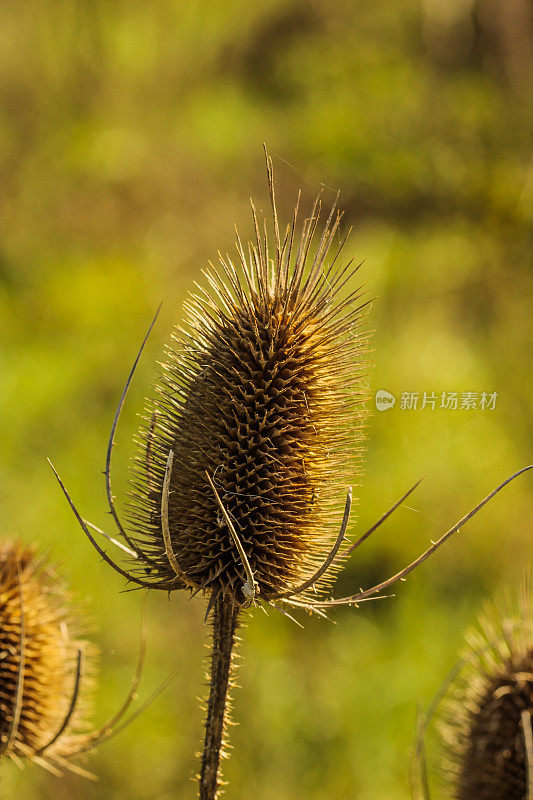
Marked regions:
[127,173,370,605]
[0,542,96,764]
[436,579,533,800]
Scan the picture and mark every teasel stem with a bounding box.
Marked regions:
[200,594,240,800]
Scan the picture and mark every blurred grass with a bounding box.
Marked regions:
[0,0,532,797]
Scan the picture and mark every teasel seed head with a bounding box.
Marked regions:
[0,541,97,770]
[433,577,533,800]
[126,158,370,606]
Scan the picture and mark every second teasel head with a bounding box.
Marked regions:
[0,541,96,770]
[124,160,371,606]
[429,578,533,800]
[0,538,169,777]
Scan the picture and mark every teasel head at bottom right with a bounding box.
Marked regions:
[417,574,533,800]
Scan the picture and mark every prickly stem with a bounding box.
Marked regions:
[199,594,240,800]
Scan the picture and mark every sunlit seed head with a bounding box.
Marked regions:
[0,541,97,766]
[127,165,370,605]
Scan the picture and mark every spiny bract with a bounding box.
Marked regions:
[127,170,370,605]
[0,541,96,769]
[436,578,533,800]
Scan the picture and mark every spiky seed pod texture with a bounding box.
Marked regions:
[0,541,96,771]
[435,578,533,800]
[127,176,369,606]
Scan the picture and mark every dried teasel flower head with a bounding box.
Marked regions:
[124,158,371,607]
[0,541,96,773]
[0,540,163,778]
[418,576,533,800]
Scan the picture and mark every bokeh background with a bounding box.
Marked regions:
[1,1,532,798]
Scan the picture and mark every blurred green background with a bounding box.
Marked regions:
[1,1,532,798]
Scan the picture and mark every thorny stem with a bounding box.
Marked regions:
[199,594,240,800]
